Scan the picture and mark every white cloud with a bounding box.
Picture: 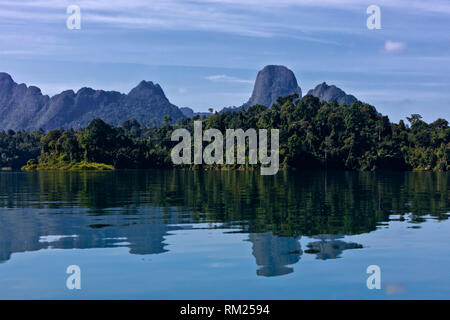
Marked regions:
[2,0,450,13]
[1,0,449,41]
[205,75,253,84]
[383,40,406,54]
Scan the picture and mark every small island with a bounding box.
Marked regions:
[21,158,114,171]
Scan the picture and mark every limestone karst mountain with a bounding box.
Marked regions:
[0,72,184,131]
[307,82,357,105]
[242,65,302,110]
[222,66,359,113]
[0,68,360,131]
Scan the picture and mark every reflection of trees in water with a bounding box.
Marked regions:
[2,170,447,235]
[0,171,448,272]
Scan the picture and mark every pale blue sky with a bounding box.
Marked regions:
[0,0,449,122]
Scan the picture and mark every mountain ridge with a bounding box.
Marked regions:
[0,73,184,131]
[219,66,358,113]
[307,82,357,105]
[0,67,361,130]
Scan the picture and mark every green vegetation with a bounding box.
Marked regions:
[0,129,43,170]
[21,158,114,171]
[0,94,448,171]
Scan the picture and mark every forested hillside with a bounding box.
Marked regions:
[1,94,448,171]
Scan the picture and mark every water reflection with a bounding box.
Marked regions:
[0,207,178,262]
[0,170,448,277]
[248,232,302,277]
[304,235,363,260]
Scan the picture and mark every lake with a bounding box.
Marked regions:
[0,170,448,299]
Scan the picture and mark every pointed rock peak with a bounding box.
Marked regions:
[77,87,96,95]
[27,85,43,95]
[128,80,165,99]
[0,72,15,85]
[138,79,152,86]
[136,80,161,90]
[308,83,357,106]
[0,72,11,81]
[243,65,302,109]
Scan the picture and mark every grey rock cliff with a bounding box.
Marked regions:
[0,73,184,130]
[242,65,302,109]
[0,73,50,131]
[307,82,357,105]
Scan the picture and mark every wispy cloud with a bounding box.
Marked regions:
[1,0,449,122]
[205,75,253,84]
[0,0,447,63]
[382,40,407,54]
[1,0,448,41]
[3,0,450,14]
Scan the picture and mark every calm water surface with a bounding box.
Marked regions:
[0,170,448,299]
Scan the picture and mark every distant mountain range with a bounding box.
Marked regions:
[0,66,359,130]
[218,65,358,113]
[0,73,184,131]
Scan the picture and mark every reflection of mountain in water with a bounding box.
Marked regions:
[0,170,448,271]
[246,233,363,277]
[0,207,182,262]
[248,232,302,277]
[305,235,363,260]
